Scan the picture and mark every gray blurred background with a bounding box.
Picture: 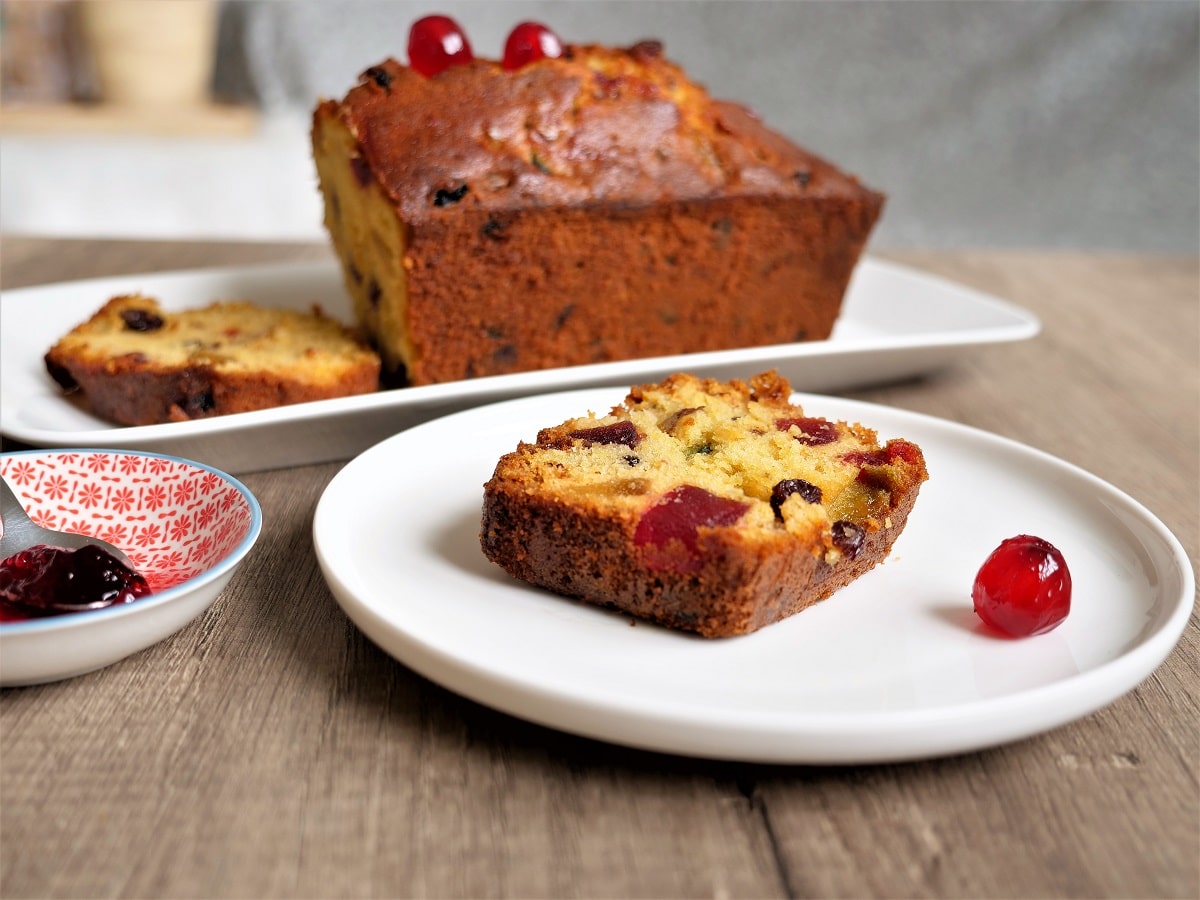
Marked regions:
[3,0,1198,251]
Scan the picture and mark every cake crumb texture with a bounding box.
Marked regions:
[44,294,381,425]
[481,370,928,638]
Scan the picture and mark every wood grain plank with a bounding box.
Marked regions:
[1,240,1196,898]
[778,250,1200,899]
[0,236,330,289]
[0,459,787,899]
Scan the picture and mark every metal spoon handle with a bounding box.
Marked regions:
[0,475,132,566]
[0,476,42,559]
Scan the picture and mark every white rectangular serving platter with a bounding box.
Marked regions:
[0,257,1038,474]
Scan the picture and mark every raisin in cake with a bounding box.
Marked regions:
[44,294,380,425]
[312,36,884,385]
[481,371,927,638]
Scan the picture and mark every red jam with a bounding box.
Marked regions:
[0,544,151,622]
[972,535,1072,636]
[503,22,564,70]
[407,15,474,77]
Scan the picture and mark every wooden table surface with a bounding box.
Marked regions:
[2,237,1197,899]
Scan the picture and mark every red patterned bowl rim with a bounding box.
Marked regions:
[1,449,261,626]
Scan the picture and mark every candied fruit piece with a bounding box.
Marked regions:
[841,442,923,469]
[770,479,822,520]
[831,521,865,559]
[502,21,564,70]
[568,420,640,448]
[839,448,888,467]
[776,416,839,445]
[885,440,923,466]
[120,308,164,332]
[660,406,702,434]
[973,535,1071,636]
[408,15,473,77]
[634,486,749,572]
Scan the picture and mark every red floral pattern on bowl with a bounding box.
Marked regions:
[1,451,254,592]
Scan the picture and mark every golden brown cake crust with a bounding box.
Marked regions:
[481,371,928,638]
[482,475,922,638]
[312,41,885,385]
[322,44,878,215]
[44,295,381,426]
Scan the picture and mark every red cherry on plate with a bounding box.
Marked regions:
[972,535,1072,636]
[408,15,474,77]
[503,21,564,70]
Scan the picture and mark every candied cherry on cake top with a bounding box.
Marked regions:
[503,21,564,70]
[407,15,474,77]
[972,534,1072,637]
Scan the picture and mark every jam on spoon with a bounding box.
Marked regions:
[0,475,151,621]
[0,547,151,624]
[0,543,151,621]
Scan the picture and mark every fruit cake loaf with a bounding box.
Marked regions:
[44,294,380,425]
[481,370,927,638]
[312,20,884,386]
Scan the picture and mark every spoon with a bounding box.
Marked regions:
[0,475,133,567]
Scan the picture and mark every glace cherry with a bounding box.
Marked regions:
[972,535,1071,637]
[568,420,640,448]
[634,486,748,573]
[408,15,474,77]
[503,21,564,70]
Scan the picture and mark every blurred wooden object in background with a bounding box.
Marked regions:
[0,0,255,135]
[76,0,216,106]
[0,0,81,104]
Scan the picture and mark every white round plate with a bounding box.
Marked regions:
[313,389,1193,763]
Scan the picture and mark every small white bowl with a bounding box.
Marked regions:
[0,449,262,686]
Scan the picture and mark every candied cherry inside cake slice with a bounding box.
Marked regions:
[634,485,751,573]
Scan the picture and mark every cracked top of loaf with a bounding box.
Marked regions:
[313,40,882,220]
